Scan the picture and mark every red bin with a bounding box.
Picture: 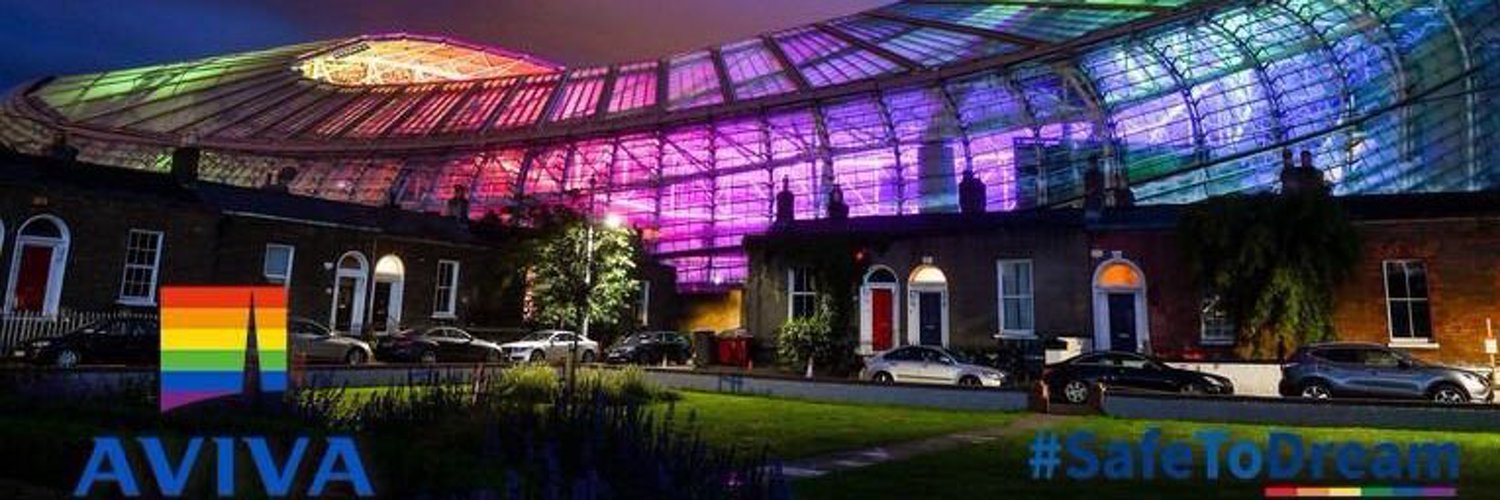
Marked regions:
[715,335,750,367]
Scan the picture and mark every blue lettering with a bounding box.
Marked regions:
[73,437,139,497]
[1195,430,1228,480]
[1335,442,1366,480]
[1160,442,1192,480]
[138,437,202,497]
[244,436,308,496]
[214,437,235,497]
[1064,431,1099,479]
[1369,442,1403,480]
[1226,440,1263,480]
[1102,440,1134,479]
[1139,428,1160,479]
[308,437,374,497]
[1267,432,1303,480]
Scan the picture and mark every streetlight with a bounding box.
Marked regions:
[568,211,625,390]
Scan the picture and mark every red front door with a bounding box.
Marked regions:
[13,245,54,312]
[871,288,893,351]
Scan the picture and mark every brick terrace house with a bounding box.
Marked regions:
[0,149,680,346]
[744,161,1500,368]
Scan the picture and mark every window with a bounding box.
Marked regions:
[433,260,460,318]
[117,230,164,305]
[263,244,295,285]
[788,267,818,319]
[635,280,651,326]
[1200,294,1235,345]
[1383,260,1432,341]
[996,260,1034,336]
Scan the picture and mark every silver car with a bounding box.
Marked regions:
[498,330,599,364]
[860,346,1008,387]
[1279,342,1493,404]
[288,317,374,365]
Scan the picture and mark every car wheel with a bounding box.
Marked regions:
[1299,381,1332,400]
[344,349,367,366]
[958,375,981,387]
[1062,380,1091,404]
[418,350,438,365]
[872,372,894,384]
[55,349,80,369]
[1429,384,1469,404]
[580,350,596,364]
[529,350,546,363]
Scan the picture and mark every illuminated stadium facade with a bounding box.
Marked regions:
[1,0,1496,292]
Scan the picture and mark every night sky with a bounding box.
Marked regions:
[0,0,889,88]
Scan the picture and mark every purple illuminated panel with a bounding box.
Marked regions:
[772,27,902,87]
[607,62,658,114]
[666,51,724,111]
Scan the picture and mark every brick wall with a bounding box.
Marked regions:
[1332,218,1500,366]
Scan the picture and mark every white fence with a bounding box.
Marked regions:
[0,309,158,352]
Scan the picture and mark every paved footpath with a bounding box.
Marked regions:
[780,414,1062,479]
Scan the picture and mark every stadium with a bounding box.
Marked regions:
[1,0,1496,295]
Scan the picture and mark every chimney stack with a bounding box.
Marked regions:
[171,147,200,188]
[958,169,986,214]
[773,176,795,227]
[446,184,471,221]
[1083,156,1105,220]
[826,183,849,221]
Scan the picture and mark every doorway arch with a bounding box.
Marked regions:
[5,215,71,315]
[372,255,406,334]
[906,264,949,347]
[859,266,899,353]
[331,252,369,334]
[1092,257,1148,353]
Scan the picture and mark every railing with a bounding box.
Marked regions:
[0,309,158,353]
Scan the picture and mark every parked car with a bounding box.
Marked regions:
[1043,351,1234,404]
[375,326,503,364]
[1279,342,1493,404]
[859,345,1008,387]
[605,331,691,365]
[499,330,598,364]
[13,318,160,368]
[288,317,373,365]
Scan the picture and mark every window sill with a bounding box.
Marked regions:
[431,313,457,320]
[117,299,156,307]
[1388,340,1440,350]
[993,332,1037,340]
[1199,339,1236,347]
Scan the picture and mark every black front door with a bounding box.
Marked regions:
[917,292,942,346]
[1106,293,1136,352]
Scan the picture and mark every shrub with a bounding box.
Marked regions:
[498,363,561,403]
[776,299,848,374]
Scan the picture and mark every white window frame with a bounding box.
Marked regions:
[636,280,651,326]
[433,260,460,318]
[117,229,164,306]
[1383,259,1434,344]
[995,259,1035,338]
[263,244,296,286]
[787,267,817,320]
[1199,294,1235,346]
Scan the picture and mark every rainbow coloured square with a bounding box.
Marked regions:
[159,286,287,412]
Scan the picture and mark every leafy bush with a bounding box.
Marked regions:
[574,365,679,405]
[499,362,561,403]
[777,299,847,374]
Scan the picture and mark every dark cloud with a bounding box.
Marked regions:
[0,0,889,86]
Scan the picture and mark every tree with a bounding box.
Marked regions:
[776,297,840,377]
[523,206,639,335]
[1179,190,1359,358]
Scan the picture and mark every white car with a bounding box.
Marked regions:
[499,330,598,364]
[860,345,1008,387]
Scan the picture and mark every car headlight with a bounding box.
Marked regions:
[29,340,51,348]
[982,371,1005,380]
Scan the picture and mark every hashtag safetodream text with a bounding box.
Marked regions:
[1029,428,1459,482]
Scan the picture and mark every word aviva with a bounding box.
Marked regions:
[74,436,373,497]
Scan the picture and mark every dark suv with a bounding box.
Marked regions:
[1279,342,1493,404]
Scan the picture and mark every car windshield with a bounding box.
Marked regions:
[520,332,555,342]
[618,334,646,345]
[938,349,971,364]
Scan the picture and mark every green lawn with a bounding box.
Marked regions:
[794,415,1500,499]
[663,391,1019,459]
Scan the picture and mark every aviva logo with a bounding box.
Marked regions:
[159,286,287,412]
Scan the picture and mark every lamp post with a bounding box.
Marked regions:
[568,211,624,390]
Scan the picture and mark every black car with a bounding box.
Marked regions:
[375,326,503,364]
[605,331,691,365]
[1042,351,1234,404]
[12,318,160,368]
